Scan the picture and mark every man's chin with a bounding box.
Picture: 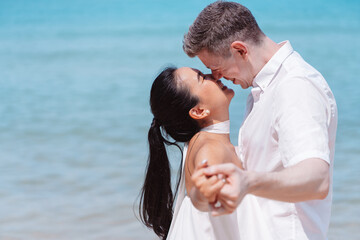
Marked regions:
[225,78,249,89]
[236,80,251,89]
[232,79,243,87]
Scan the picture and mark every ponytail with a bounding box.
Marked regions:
[139,119,179,239]
[139,67,200,239]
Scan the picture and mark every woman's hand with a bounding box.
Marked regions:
[204,163,250,216]
[190,160,226,209]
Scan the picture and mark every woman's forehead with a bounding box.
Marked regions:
[175,67,199,83]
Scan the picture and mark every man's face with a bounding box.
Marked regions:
[197,49,254,89]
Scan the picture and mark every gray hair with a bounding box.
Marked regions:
[183,1,265,58]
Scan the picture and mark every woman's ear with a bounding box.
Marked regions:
[189,107,210,120]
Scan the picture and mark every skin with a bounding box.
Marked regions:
[193,37,330,216]
[174,67,243,211]
[197,37,281,89]
[175,67,233,123]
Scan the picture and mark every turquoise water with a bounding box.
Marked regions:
[0,0,359,239]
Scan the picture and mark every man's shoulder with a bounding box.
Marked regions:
[271,51,329,99]
[282,51,324,81]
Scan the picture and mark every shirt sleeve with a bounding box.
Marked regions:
[274,77,330,167]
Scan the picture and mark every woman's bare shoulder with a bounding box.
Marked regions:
[192,138,229,167]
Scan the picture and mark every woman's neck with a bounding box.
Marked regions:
[200,119,231,142]
[201,116,230,128]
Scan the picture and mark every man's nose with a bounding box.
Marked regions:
[211,70,223,80]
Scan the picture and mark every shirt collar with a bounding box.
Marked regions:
[252,40,294,91]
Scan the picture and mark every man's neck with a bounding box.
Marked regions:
[252,37,282,78]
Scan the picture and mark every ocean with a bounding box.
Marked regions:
[0,0,359,239]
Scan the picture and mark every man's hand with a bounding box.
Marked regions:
[203,158,330,216]
[203,163,250,216]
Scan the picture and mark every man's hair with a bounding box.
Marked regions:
[183,1,265,58]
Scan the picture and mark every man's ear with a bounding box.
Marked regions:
[189,106,210,120]
[231,41,248,60]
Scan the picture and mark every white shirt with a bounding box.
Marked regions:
[237,41,337,240]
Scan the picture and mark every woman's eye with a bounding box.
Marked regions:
[199,74,205,82]
[203,74,214,81]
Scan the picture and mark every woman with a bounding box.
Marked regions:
[139,67,242,239]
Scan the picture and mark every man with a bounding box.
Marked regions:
[184,1,337,239]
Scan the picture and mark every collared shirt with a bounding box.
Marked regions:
[236,41,337,240]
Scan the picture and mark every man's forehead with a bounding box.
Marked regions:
[198,49,222,69]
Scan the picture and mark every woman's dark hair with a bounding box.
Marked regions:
[139,67,201,239]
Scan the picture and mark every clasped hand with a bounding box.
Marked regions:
[191,160,249,216]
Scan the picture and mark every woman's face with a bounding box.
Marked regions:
[175,67,234,115]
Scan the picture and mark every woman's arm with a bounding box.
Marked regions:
[188,141,234,211]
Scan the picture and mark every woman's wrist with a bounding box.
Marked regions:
[189,186,211,211]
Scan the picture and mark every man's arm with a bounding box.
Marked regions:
[248,158,329,202]
[203,158,330,216]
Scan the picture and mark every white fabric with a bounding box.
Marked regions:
[201,120,230,134]
[167,127,240,240]
[237,41,337,240]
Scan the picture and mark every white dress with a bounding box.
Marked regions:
[167,122,241,240]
